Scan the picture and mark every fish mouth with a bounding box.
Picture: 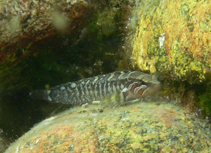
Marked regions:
[142,83,161,97]
[153,82,162,90]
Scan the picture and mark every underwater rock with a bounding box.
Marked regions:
[0,0,92,61]
[129,0,211,82]
[126,0,211,120]
[5,101,211,152]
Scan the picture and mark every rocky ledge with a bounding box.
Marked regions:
[5,100,211,153]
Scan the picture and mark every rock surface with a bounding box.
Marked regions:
[130,0,211,82]
[127,0,211,118]
[5,100,211,152]
[0,0,92,61]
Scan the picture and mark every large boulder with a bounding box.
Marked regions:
[130,0,211,82]
[5,101,211,152]
[126,0,211,119]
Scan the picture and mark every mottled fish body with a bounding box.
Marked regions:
[30,71,161,107]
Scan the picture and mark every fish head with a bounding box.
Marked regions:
[124,73,161,101]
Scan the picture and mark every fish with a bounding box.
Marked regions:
[30,70,161,107]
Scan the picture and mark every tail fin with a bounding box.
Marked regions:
[29,90,52,101]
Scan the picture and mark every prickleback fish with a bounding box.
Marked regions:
[30,71,161,107]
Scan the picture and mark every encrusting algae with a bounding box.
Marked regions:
[130,0,211,81]
[5,101,211,152]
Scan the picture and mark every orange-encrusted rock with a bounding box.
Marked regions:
[5,101,211,152]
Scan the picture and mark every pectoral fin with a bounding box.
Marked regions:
[99,91,125,108]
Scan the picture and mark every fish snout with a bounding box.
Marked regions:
[142,82,161,97]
